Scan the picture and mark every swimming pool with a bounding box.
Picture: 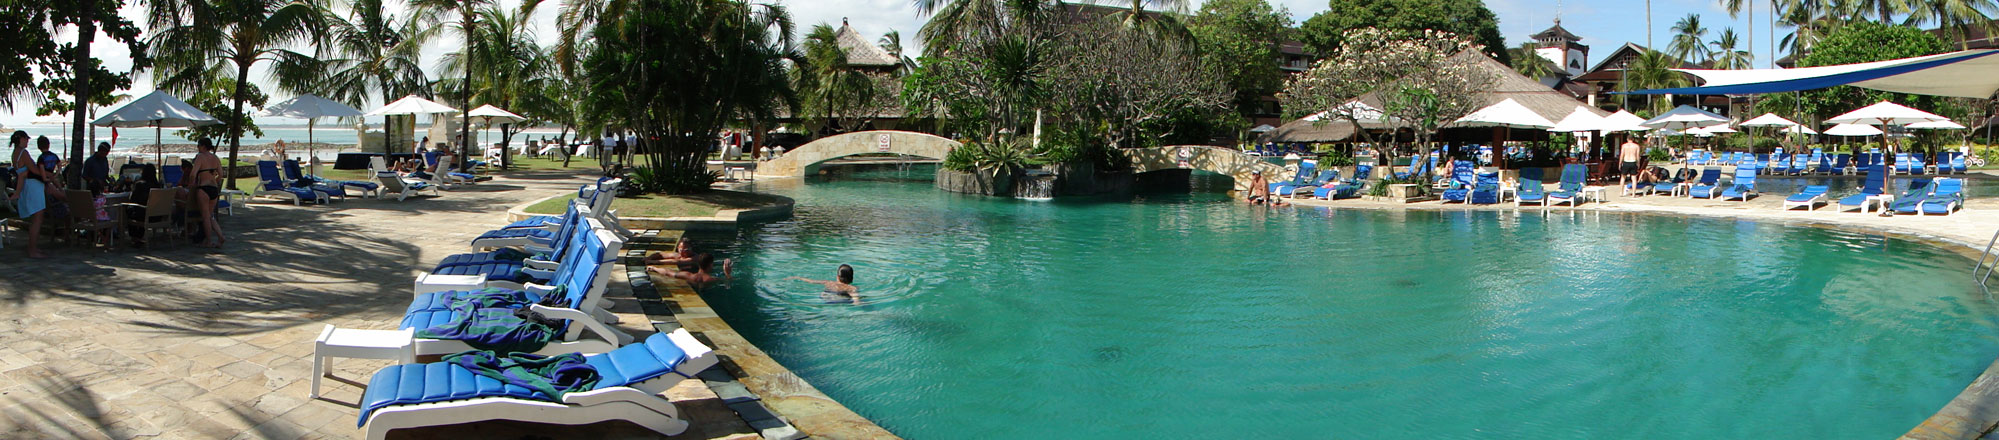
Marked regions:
[697,166,1999,439]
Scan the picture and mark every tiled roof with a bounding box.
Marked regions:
[835,24,900,67]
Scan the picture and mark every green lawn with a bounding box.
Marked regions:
[525,190,787,218]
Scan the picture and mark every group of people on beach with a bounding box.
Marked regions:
[8,131,225,257]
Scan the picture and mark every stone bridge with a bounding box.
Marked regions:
[759,130,960,178]
[1127,145,1292,192]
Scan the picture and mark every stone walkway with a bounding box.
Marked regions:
[0,168,757,439]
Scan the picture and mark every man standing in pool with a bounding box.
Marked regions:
[787,264,861,305]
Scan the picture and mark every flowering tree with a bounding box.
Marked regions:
[1048,18,1230,149]
[1279,28,1493,153]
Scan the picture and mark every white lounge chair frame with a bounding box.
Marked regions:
[362,329,718,440]
[1782,193,1825,210]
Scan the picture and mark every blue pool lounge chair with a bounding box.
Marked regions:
[253,161,328,205]
[1721,164,1758,201]
[1894,152,1915,174]
[427,209,602,289]
[1515,168,1548,207]
[1288,169,1340,198]
[1784,185,1829,210]
[1898,177,1963,216]
[1651,168,1693,195]
[358,330,718,440]
[282,159,377,199]
[1547,164,1587,206]
[1887,178,1936,214]
[407,227,631,356]
[1440,161,1478,203]
[1270,162,1317,195]
[1469,172,1501,205]
[505,179,623,230]
[1315,165,1371,200]
[1951,152,1969,174]
[1831,154,1851,175]
[1687,167,1724,198]
[1838,164,1889,212]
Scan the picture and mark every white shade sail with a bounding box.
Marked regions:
[1547,106,1605,133]
[1687,125,1738,135]
[261,94,364,120]
[1823,123,1885,136]
[1640,105,1730,131]
[1907,120,1967,130]
[467,104,526,124]
[1738,113,1803,128]
[1630,50,1999,98]
[1248,124,1277,133]
[1826,101,1949,126]
[1781,125,1820,135]
[31,114,71,125]
[1451,98,1555,129]
[364,95,459,116]
[1597,110,1650,133]
[90,90,221,128]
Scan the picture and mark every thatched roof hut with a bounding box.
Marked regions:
[1267,51,1609,143]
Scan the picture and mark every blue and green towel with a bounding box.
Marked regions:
[413,288,563,354]
[442,350,600,401]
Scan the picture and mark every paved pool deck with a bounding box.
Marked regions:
[0,167,758,439]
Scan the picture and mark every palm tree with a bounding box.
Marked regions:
[1508,42,1558,79]
[1852,0,1909,22]
[879,30,917,75]
[1709,28,1755,69]
[1618,49,1693,115]
[796,24,880,133]
[147,0,323,190]
[1104,0,1192,41]
[437,0,559,169]
[1903,0,1999,50]
[410,0,499,164]
[272,0,432,152]
[912,0,1055,55]
[1670,14,1712,63]
[1721,0,1755,67]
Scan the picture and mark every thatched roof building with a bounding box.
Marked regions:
[1267,51,1609,143]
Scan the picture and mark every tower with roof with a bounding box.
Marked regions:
[1532,19,1589,77]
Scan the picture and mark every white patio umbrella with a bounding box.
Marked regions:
[1640,105,1731,131]
[91,90,221,165]
[1826,101,1947,153]
[365,95,459,154]
[1781,125,1820,135]
[1452,98,1555,129]
[1738,113,1805,154]
[1597,110,1651,133]
[1823,123,1885,136]
[262,94,364,174]
[1248,124,1277,133]
[467,104,527,167]
[1547,106,1605,133]
[1907,120,1967,130]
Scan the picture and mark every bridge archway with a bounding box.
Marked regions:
[1126,145,1293,192]
[759,130,960,178]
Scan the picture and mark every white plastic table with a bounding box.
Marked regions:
[312,325,415,398]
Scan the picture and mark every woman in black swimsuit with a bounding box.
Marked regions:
[191,138,225,248]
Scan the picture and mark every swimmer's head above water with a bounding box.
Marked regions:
[838,264,853,284]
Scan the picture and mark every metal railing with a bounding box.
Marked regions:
[1977,228,1999,297]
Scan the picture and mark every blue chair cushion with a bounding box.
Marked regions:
[478,228,554,241]
[505,216,561,229]
[435,248,537,269]
[357,361,544,427]
[1838,194,1871,206]
[582,333,693,389]
[1786,193,1819,202]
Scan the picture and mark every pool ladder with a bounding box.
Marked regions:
[1978,229,1999,298]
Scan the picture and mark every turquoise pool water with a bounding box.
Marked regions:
[696,166,1999,439]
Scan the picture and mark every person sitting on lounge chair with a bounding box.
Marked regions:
[787,264,861,305]
[647,253,731,288]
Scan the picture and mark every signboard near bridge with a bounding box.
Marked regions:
[876,133,892,153]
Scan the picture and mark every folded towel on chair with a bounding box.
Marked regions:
[442,350,600,401]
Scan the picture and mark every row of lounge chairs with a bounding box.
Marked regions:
[1270,162,1373,201]
[313,178,723,439]
[1684,149,1974,176]
[1781,164,1965,215]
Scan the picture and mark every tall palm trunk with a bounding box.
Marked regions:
[227,60,252,189]
[69,18,95,188]
[459,0,475,168]
[1646,0,1654,47]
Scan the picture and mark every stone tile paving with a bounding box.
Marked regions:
[0,168,758,439]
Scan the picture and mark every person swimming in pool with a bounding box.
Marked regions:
[787,264,860,305]
[647,253,731,288]
[642,239,696,266]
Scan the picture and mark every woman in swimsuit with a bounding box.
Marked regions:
[191,138,225,248]
[9,131,49,258]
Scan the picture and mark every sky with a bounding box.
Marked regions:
[2,0,1776,126]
